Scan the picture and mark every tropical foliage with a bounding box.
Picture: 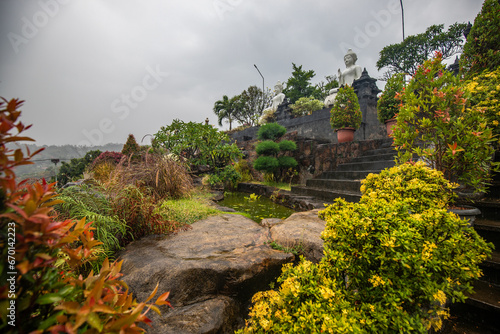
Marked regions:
[213,94,239,130]
[153,119,241,170]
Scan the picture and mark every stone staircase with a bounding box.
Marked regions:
[446,206,500,332]
[291,140,500,332]
[291,140,396,203]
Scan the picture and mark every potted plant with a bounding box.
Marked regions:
[393,52,498,218]
[377,73,405,136]
[330,85,362,143]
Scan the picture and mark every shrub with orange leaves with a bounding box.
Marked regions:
[392,53,498,194]
[0,98,170,333]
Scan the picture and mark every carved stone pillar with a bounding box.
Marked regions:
[352,68,385,140]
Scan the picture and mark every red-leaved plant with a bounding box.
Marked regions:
[0,98,170,333]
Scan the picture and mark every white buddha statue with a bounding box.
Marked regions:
[338,49,362,86]
[324,87,339,108]
[270,81,286,111]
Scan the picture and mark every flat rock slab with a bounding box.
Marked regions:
[270,209,326,263]
[119,214,294,333]
[152,296,239,334]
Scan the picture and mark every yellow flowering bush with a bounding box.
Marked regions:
[239,163,492,333]
[360,161,457,212]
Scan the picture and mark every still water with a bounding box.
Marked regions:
[218,192,295,223]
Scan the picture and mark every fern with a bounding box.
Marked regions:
[55,185,128,262]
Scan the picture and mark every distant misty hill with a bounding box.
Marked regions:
[9,142,124,180]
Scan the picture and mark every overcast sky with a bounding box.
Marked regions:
[0,0,483,146]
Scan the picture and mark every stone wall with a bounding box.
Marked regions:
[230,69,385,145]
[237,133,388,184]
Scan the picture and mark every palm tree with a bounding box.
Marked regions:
[213,95,238,130]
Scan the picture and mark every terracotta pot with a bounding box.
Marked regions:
[336,127,355,143]
[448,205,481,226]
[385,118,397,137]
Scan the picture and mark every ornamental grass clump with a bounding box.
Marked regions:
[393,52,497,194]
[330,85,362,130]
[105,153,193,199]
[239,162,492,333]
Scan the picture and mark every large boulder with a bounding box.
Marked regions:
[269,209,326,263]
[119,214,294,333]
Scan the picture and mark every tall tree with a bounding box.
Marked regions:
[460,0,500,77]
[376,23,467,79]
[57,149,101,185]
[213,95,239,130]
[233,85,267,126]
[283,63,317,104]
[315,75,339,100]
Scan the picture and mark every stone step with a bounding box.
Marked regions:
[474,218,500,247]
[473,199,500,221]
[335,160,396,172]
[305,179,361,193]
[465,280,500,316]
[350,152,396,163]
[359,147,396,157]
[291,186,361,203]
[319,170,382,180]
[481,251,500,286]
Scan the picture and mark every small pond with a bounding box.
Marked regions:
[218,192,295,223]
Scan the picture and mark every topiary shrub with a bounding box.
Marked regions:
[277,156,298,169]
[377,73,405,123]
[256,140,280,156]
[239,162,492,333]
[330,85,362,130]
[253,156,279,174]
[257,122,287,141]
[253,123,297,182]
[278,140,297,152]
